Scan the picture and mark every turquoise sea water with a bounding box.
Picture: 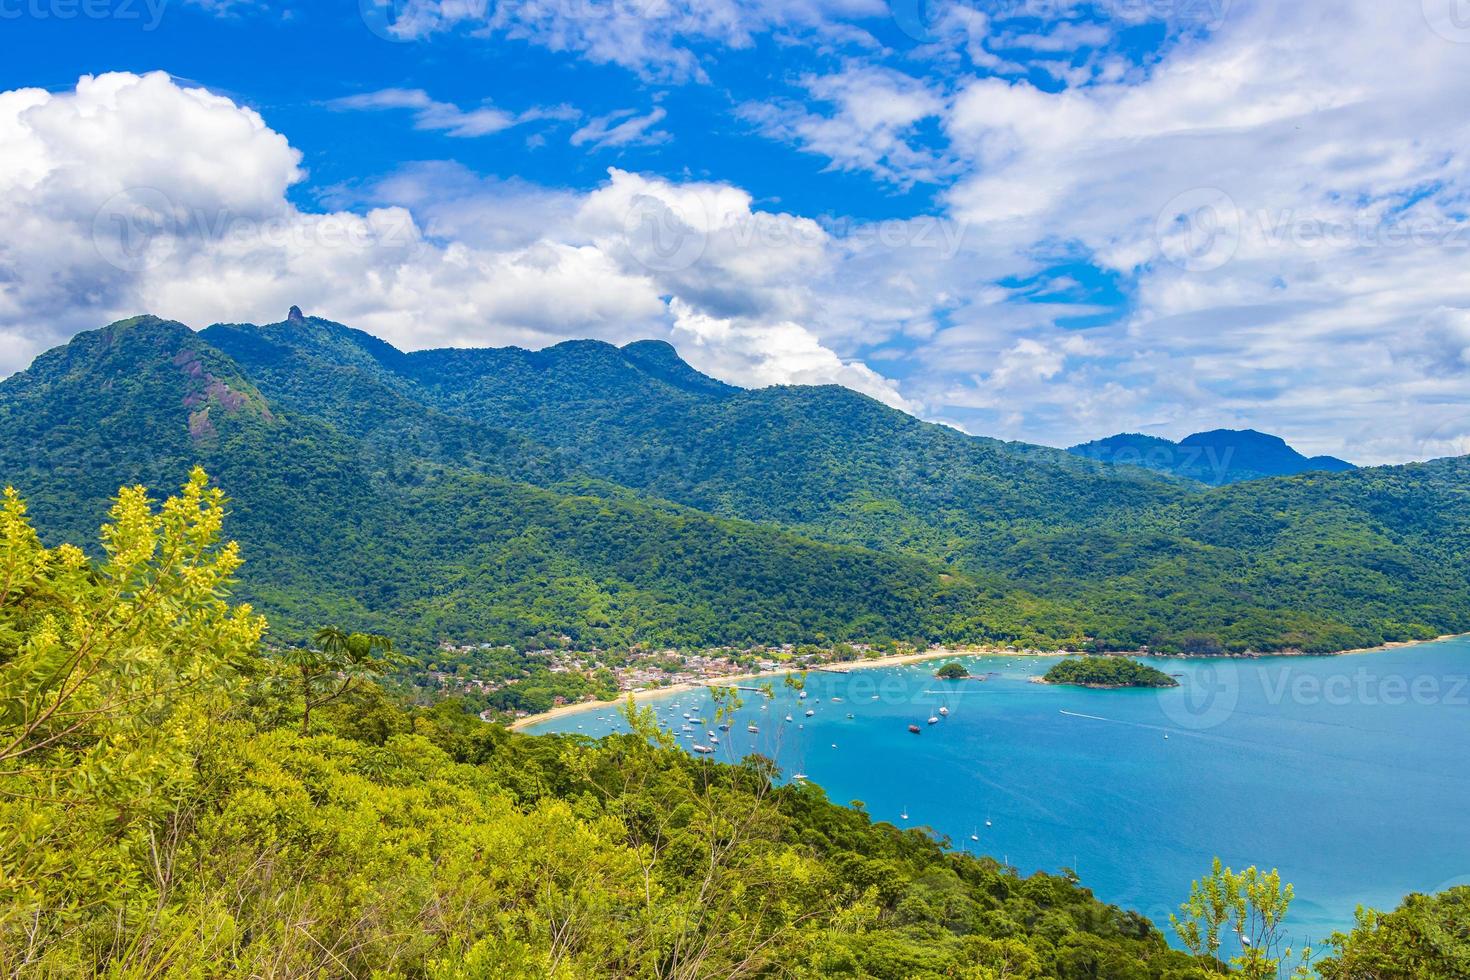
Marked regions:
[526,638,1470,942]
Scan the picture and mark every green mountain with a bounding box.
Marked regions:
[5,318,1460,980]
[0,316,1008,651]
[203,316,1183,558]
[1069,429,1355,485]
[4,313,1469,655]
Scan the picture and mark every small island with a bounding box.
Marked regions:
[935,661,970,680]
[1040,656,1180,689]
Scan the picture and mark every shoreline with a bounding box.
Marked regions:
[1307,631,1470,657]
[508,633,1470,731]
[508,646,1032,731]
[1031,677,1180,690]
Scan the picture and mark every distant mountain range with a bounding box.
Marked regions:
[1069,430,1355,485]
[3,311,1467,656]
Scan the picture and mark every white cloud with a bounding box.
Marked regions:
[738,66,952,186]
[917,0,1470,462]
[570,107,671,150]
[670,299,914,409]
[13,0,1470,470]
[359,0,886,82]
[0,71,905,408]
[327,88,577,137]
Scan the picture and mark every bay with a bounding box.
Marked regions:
[526,638,1470,942]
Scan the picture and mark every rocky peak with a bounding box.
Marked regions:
[287,305,305,323]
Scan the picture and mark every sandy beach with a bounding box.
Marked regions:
[508,645,1056,730]
[1333,631,1470,657]
[506,633,1470,731]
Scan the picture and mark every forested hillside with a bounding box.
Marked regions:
[0,318,1026,650]
[1,477,1457,977]
[4,314,1470,655]
[202,315,1187,555]
[0,479,1203,977]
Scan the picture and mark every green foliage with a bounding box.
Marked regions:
[0,477,1217,977]
[936,662,970,679]
[397,643,618,717]
[1317,887,1470,979]
[1043,657,1180,688]
[0,469,265,956]
[1172,859,1313,978]
[281,626,396,733]
[6,315,1470,661]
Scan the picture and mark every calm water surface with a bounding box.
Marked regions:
[527,638,1470,941]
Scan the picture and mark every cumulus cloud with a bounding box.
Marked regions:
[13,0,1470,469]
[0,71,904,408]
[670,300,914,409]
[0,71,302,367]
[916,0,1470,462]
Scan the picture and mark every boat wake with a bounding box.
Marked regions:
[1058,709,1110,723]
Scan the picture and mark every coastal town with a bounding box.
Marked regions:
[410,639,891,722]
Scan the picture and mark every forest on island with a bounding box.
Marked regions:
[1041,657,1181,688]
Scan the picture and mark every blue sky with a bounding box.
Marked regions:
[3,0,1470,462]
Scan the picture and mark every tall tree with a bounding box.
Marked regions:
[1173,858,1313,978]
[285,627,396,734]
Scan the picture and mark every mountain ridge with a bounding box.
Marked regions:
[1069,428,1355,485]
[5,312,1468,656]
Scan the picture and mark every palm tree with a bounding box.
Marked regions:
[285,627,396,734]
